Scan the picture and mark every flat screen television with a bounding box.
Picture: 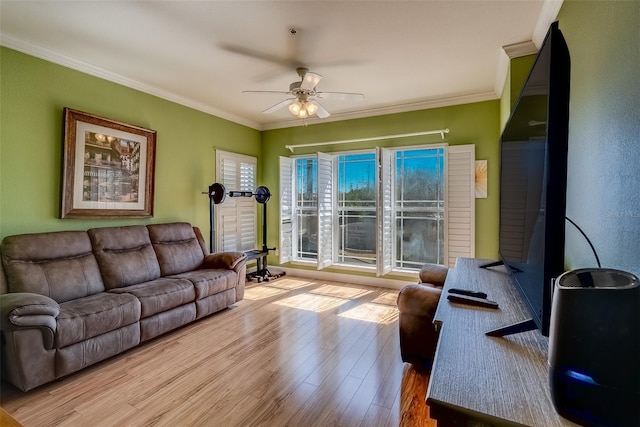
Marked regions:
[485,21,570,337]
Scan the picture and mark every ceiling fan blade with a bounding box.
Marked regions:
[300,72,322,91]
[310,100,331,119]
[219,43,301,68]
[316,91,365,101]
[263,98,295,114]
[243,90,292,95]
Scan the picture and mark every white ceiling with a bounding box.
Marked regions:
[0,1,562,130]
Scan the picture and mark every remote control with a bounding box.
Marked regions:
[447,294,499,309]
[448,288,488,299]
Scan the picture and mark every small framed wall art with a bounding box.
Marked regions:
[61,108,156,218]
[475,160,488,199]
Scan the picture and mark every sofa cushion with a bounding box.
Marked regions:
[1,231,105,302]
[56,292,141,348]
[169,269,237,300]
[147,223,205,276]
[89,225,161,290]
[109,278,196,318]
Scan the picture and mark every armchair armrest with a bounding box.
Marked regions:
[1,293,59,349]
[201,251,247,272]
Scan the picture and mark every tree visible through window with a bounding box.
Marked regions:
[337,153,377,266]
[295,158,318,260]
[395,148,445,268]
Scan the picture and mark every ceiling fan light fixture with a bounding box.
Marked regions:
[305,101,318,116]
[288,101,302,115]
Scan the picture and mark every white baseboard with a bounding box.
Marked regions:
[265,266,416,290]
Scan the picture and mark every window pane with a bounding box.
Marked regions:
[296,158,317,260]
[396,214,444,268]
[337,153,377,266]
[395,148,445,268]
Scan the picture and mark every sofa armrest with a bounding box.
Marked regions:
[1,293,59,349]
[419,263,449,287]
[201,251,247,272]
[397,284,443,368]
[397,283,442,318]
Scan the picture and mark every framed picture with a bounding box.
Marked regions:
[61,108,156,218]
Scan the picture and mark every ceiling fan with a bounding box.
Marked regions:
[242,67,365,119]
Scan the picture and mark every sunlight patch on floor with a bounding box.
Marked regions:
[244,285,289,300]
[273,293,349,312]
[371,291,399,306]
[338,293,399,324]
[309,284,373,300]
[253,279,400,322]
[264,278,316,291]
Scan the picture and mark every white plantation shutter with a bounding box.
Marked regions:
[445,144,476,267]
[237,161,256,250]
[279,156,294,264]
[215,150,257,252]
[377,147,393,276]
[316,152,334,270]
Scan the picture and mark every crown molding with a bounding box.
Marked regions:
[533,0,564,47]
[261,91,499,131]
[502,41,538,59]
[1,34,263,130]
[2,33,500,132]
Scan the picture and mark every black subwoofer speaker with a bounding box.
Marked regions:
[548,268,639,426]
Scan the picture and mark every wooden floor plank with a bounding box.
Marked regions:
[1,278,435,427]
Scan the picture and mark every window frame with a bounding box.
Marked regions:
[279,143,475,271]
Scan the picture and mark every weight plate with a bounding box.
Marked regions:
[210,182,226,204]
[255,186,271,204]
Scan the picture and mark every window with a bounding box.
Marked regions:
[337,153,377,266]
[280,144,474,271]
[395,148,445,268]
[295,157,318,261]
[215,150,257,252]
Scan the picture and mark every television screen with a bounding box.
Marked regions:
[494,21,570,337]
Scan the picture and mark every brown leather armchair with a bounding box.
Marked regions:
[397,264,448,369]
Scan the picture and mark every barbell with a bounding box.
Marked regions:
[204,182,271,205]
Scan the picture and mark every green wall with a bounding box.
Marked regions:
[558,1,640,277]
[262,101,501,273]
[0,47,261,240]
[1,45,504,280]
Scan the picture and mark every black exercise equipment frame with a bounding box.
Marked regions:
[204,182,284,282]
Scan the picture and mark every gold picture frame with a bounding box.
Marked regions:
[61,108,156,218]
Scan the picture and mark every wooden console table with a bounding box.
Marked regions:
[426,258,577,426]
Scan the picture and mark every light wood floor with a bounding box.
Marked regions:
[1,277,436,427]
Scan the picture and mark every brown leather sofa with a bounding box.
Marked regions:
[397,263,448,369]
[0,222,247,391]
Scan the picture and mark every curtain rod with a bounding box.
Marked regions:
[285,128,450,153]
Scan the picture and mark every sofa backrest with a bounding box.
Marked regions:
[147,222,205,276]
[89,225,161,290]
[1,231,105,302]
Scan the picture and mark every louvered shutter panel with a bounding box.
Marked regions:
[237,161,256,251]
[279,156,294,264]
[218,157,238,251]
[377,147,393,276]
[445,144,475,267]
[215,151,257,252]
[316,152,334,270]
